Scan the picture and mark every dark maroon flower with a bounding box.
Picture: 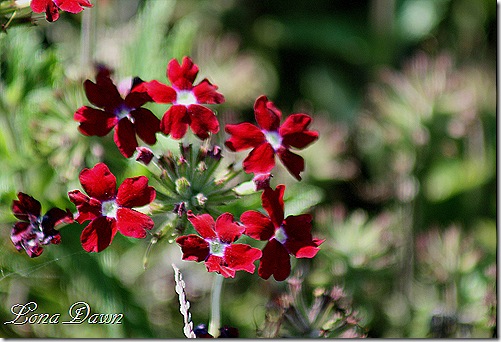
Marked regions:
[142,56,225,140]
[68,162,156,253]
[11,192,73,257]
[225,95,318,180]
[240,185,324,281]
[176,211,262,278]
[135,146,155,165]
[30,0,92,22]
[74,68,160,158]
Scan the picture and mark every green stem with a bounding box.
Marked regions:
[208,273,224,337]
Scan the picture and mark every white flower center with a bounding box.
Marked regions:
[263,130,283,151]
[208,239,228,257]
[175,90,198,106]
[102,200,118,219]
[274,226,288,245]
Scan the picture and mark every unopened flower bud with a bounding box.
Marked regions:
[195,193,207,207]
[136,147,154,165]
[175,177,191,196]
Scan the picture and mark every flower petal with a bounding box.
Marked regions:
[74,106,117,137]
[124,81,153,108]
[242,143,275,175]
[80,216,117,253]
[114,117,138,158]
[160,105,189,139]
[240,210,275,241]
[188,104,219,140]
[116,176,156,208]
[224,123,265,151]
[142,80,177,104]
[187,211,217,239]
[31,0,51,13]
[176,234,210,262]
[254,95,282,131]
[280,114,318,149]
[224,244,262,273]
[261,185,285,228]
[168,57,199,89]
[205,255,235,278]
[54,0,93,13]
[283,214,323,258]
[214,213,243,243]
[258,239,291,281]
[68,190,102,223]
[116,208,154,238]
[83,76,123,112]
[12,192,41,221]
[277,148,305,181]
[130,108,160,145]
[192,79,225,104]
[79,162,116,201]
[42,208,73,233]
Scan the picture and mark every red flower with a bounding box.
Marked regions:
[74,67,160,158]
[143,56,225,140]
[240,185,324,281]
[30,0,92,22]
[176,211,262,278]
[68,163,156,252]
[225,95,318,180]
[11,192,73,257]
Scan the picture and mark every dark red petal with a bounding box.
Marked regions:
[45,1,59,22]
[240,210,275,241]
[224,244,262,273]
[116,208,154,239]
[114,118,138,158]
[142,80,177,104]
[187,211,217,239]
[282,214,323,258]
[68,190,102,223]
[12,192,41,221]
[130,108,160,145]
[83,77,123,112]
[42,208,73,232]
[160,105,189,139]
[258,239,291,281]
[11,222,31,249]
[168,57,199,89]
[80,216,117,253]
[214,213,243,243]
[176,234,210,262]
[282,131,319,150]
[188,104,219,140]
[79,162,116,201]
[192,79,225,104]
[205,255,235,278]
[30,0,50,12]
[224,123,265,151]
[261,185,285,228]
[124,84,152,109]
[254,95,282,131]
[74,106,117,137]
[277,148,305,181]
[117,176,156,208]
[242,143,275,175]
[280,114,318,149]
[54,0,93,13]
[253,173,272,191]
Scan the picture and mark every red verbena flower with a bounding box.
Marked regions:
[240,185,324,281]
[143,56,225,140]
[30,0,92,22]
[176,211,262,278]
[68,162,156,253]
[74,67,160,158]
[225,95,319,180]
[11,192,73,257]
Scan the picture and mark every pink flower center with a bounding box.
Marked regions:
[175,90,198,106]
[101,200,118,219]
[274,226,288,245]
[263,130,283,151]
[207,238,228,257]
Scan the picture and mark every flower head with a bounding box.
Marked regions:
[143,56,225,140]
[176,211,262,278]
[30,0,92,22]
[74,67,160,158]
[11,192,73,257]
[68,163,156,252]
[240,185,324,281]
[225,95,318,180]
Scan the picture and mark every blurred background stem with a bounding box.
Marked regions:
[208,273,224,337]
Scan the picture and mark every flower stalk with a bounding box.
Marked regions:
[208,273,224,337]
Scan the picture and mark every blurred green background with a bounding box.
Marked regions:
[0,0,496,338]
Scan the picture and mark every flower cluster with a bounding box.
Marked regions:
[30,0,92,22]
[10,55,322,283]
